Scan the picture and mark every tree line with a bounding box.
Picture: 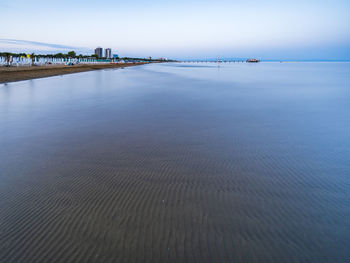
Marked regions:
[0,51,97,59]
[1,51,176,63]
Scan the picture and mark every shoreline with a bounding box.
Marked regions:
[0,62,149,84]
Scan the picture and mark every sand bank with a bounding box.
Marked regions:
[0,63,148,84]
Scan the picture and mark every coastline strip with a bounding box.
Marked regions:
[0,63,148,84]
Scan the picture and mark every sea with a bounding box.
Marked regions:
[0,62,349,262]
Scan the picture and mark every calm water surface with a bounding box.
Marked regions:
[0,62,349,262]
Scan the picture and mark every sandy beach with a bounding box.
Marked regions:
[0,63,148,84]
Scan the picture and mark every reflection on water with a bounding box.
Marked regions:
[1,63,350,262]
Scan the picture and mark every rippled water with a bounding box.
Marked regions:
[1,62,349,262]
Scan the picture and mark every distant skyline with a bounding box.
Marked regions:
[1,0,350,60]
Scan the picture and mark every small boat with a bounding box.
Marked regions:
[246,59,260,63]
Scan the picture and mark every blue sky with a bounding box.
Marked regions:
[1,0,349,60]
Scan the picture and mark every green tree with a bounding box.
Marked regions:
[30,53,35,66]
[67,51,76,58]
[55,53,64,58]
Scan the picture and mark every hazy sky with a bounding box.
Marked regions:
[1,0,349,60]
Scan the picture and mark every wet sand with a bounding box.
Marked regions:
[0,63,148,83]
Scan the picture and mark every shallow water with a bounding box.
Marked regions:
[0,62,349,262]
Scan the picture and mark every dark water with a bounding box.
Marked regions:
[0,62,349,262]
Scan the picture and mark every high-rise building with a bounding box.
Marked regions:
[105,48,112,59]
[94,47,103,58]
